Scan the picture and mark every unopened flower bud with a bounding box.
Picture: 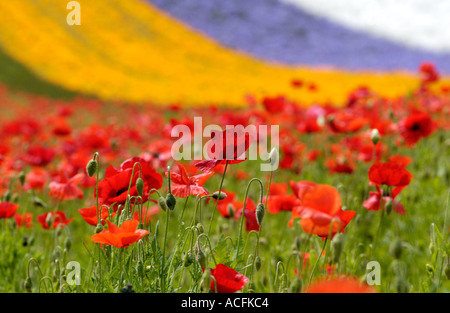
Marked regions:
[86,159,97,177]
[196,223,204,234]
[371,129,380,145]
[227,204,235,218]
[136,177,144,197]
[18,171,26,186]
[184,252,195,267]
[120,283,135,293]
[95,223,104,234]
[45,213,54,229]
[158,196,168,212]
[64,237,72,252]
[256,203,265,226]
[201,269,211,292]
[166,193,176,211]
[24,277,32,293]
[212,191,227,200]
[255,255,262,271]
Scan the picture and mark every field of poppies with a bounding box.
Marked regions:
[0,63,449,294]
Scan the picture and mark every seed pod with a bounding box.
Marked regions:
[158,196,168,212]
[255,255,262,271]
[86,159,97,177]
[212,191,227,200]
[256,203,265,226]
[166,193,177,211]
[371,129,380,145]
[136,177,144,197]
[389,239,403,259]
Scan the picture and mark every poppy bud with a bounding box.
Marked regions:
[196,246,207,268]
[166,193,176,211]
[95,223,104,234]
[196,223,204,234]
[385,198,393,215]
[45,213,54,229]
[24,277,32,293]
[227,204,235,218]
[18,171,26,186]
[184,252,194,267]
[28,235,35,246]
[294,237,302,252]
[212,191,227,200]
[32,196,47,208]
[256,203,265,226]
[371,129,380,145]
[268,147,279,167]
[55,224,63,237]
[426,263,434,276]
[289,276,303,293]
[3,190,11,202]
[86,159,97,177]
[255,255,262,271]
[136,177,144,198]
[64,237,72,252]
[331,233,345,264]
[389,239,403,259]
[158,196,168,212]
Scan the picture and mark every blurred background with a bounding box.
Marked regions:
[0,0,449,106]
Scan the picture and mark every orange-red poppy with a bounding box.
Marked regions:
[305,276,376,293]
[37,211,74,229]
[209,264,249,293]
[91,219,149,248]
[0,202,19,219]
[165,163,213,198]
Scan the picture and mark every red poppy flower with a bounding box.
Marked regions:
[209,264,249,293]
[368,162,412,187]
[0,202,19,218]
[15,212,33,228]
[363,185,405,215]
[306,276,376,293]
[91,219,149,248]
[328,112,367,133]
[78,205,113,226]
[24,168,48,190]
[37,211,74,229]
[419,62,439,84]
[264,183,300,214]
[49,173,85,201]
[235,198,259,232]
[166,163,214,197]
[195,128,251,172]
[214,189,238,218]
[22,145,55,167]
[289,184,356,238]
[96,157,163,206]
[398,112,435,146]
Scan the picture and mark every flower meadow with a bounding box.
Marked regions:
[0,63,449,294]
